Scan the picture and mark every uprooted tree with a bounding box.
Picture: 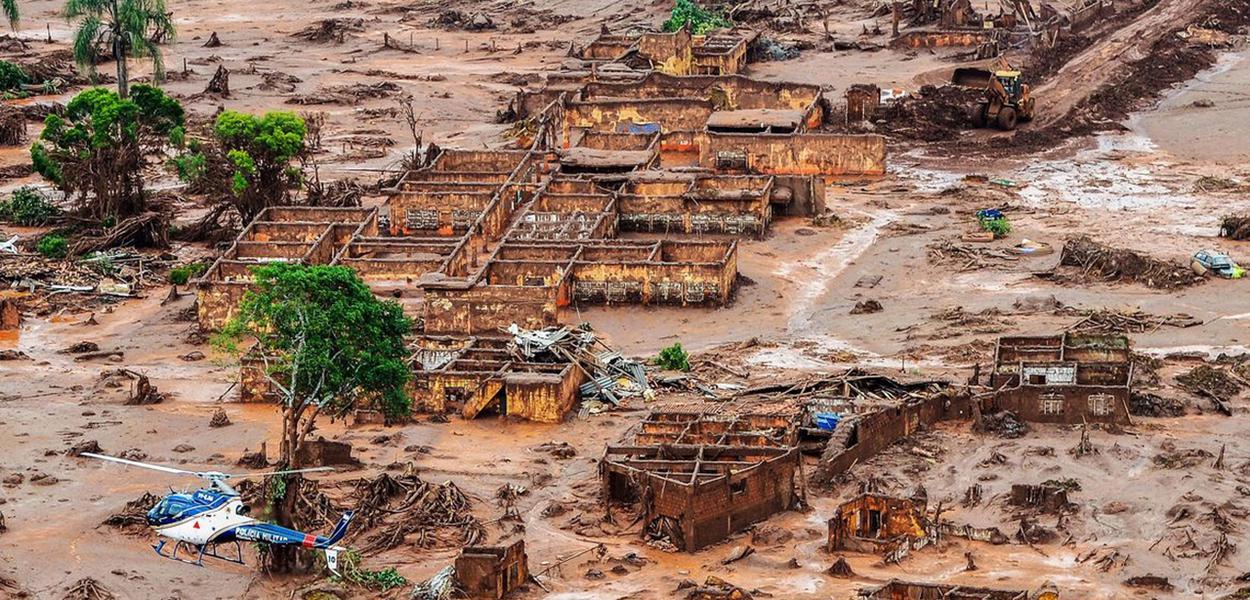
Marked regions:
[173,110,309,236]
[31,84,184,222]
[213,264,411,573]
[68,0,176,98]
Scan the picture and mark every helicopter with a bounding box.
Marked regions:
[82,452,354,573]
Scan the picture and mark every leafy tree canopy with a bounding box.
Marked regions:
[662,0,732,35]
[217,264,412,421]
[31,85,183,217]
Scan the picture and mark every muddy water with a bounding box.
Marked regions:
[1132,48,1250,164]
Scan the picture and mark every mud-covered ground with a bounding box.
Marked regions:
[2,0,1250,598]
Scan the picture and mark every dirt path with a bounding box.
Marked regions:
[1031,0,1206,125]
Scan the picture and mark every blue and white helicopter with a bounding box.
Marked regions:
[82,452,355,573]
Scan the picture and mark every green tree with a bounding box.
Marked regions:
[213,264,411,572]
[176,110,308,223]
[67,0,175,98]
[31,85,184,220]
[2,0,17,31]
[662,0,731,35]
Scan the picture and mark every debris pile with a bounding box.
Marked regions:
[870,85,982,142]
[0,105,26,146]
[1062,307,1201,333]
[430,10,495,31]
[287,82,402,106]
[683,576,754,600]
[62,577,115,600]
[102,491,162,535]
[409,565,456,600]
[507,324,651,407]
[1058,236,1204,289]
[1221,215,1250,240]
[291,18,364,43]
[1176,364,1243,408]
[927,240,1016,270]
[277,468,484,555]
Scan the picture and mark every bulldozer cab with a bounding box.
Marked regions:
[995,71,1022,100]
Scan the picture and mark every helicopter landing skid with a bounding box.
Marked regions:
[154,539,246,568]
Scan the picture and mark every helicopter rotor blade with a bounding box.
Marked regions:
[225,467,336,478]
[80,453,201,477]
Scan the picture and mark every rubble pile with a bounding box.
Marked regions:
[870,85,982,142]
[1061,307,1202,333]
[287,82,402,106]
[1176,365,1243,405]
[101,491,162,535]
[1220,215,1250,240]
[62,578,115,600]
[1058,236,1204,289]
[507,324,651,407]
[270,467,485,555]
[290,18,364,43]
[0,248,174,314]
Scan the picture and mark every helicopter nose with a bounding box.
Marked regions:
[145,507,163,526]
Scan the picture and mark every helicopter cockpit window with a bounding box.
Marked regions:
[149,497,195,520]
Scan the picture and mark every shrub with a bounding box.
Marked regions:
[36,234,68,258]
[168,262,207,285]
[31,85,184,220]
[655,342,691,372]
[0,61,27,91]
[976,209,1011,238]
[662,0,732,35]
[0,186,59,225]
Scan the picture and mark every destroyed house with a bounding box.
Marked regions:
[406,325,648,424]
[858,579,1059,600]
[729,370,966,474]
[576,28,756,76]
[828,493,928,553]
[195,206,379,330]
[826,493,1008,562]
[453,540,529,599]
[601,409,801,551]
[988,333,1133,424]
[515,71,885,180]
[407,336,585,423]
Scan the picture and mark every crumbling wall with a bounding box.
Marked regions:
[686,453,798,550]
[699,133,886,179]
[637,30,694,75]
[1009,484,1071,512]
[296,438,358,467]
[827,494,928,551]
[992,383,1130,424]
[891,30,995,48]
[454,541,529,600]
[582,74,820,111]
[502,367,584,423]
[563,98,715,140]
[424,285,562,335]
[820,394,971,478]
[196,280,250,331]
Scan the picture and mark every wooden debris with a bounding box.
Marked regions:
[204,65,229,96]
[1061,307,1200,333]
[1059,236,1203,289]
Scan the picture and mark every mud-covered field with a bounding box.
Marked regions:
[2,0,1250,598]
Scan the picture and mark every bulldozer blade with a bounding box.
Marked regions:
[952,67,993,88]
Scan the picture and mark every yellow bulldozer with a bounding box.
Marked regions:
[952,64,1036,131]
